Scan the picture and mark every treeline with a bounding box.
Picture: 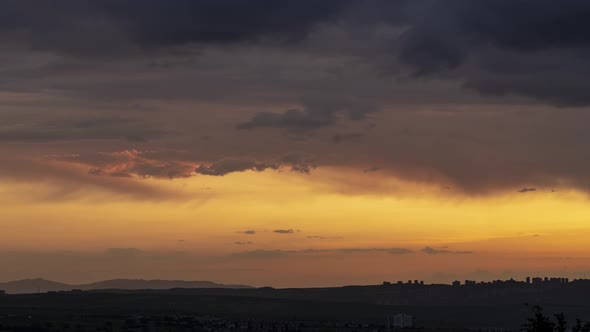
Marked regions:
[523,305,590,332]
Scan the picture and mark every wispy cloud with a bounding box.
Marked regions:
[234,241,254,246]
[231,247,414,259]
[307,236,343,240]
[274,229,295,234]
[518,188,537,193]
[421,247,473,255]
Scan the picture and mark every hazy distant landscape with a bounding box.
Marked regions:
[0,278,252,294]
[2,278,590,330]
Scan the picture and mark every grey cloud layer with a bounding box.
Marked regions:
[237,98,378,132]
[2,1,590,194]
[0,116,163,143]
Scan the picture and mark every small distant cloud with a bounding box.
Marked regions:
[239,230,256,235]
[274,229,294,234]
[422,247,472,255]
[307,235,343,240]
[234,241,253,245]
[363,166,382,173]
[388,248,414,255]
[104,247,144,257]
[359,247,412,254]
[232,249,293,259]
[518,187,536,193]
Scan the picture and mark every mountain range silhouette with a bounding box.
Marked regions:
[0,278,253,294]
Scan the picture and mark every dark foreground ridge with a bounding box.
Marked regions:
[1,277,590,330]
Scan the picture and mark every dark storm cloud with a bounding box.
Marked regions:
[1,0,590,107]
[0,0,352,57]
[396,0,590,106]
[421,247,473,255]
[399,1,590,58]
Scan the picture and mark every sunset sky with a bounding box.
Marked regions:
[2,1,590,287]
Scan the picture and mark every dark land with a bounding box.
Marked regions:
[1,278,590,331]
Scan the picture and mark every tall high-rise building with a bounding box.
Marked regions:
[392,314,414,328]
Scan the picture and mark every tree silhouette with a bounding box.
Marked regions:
[554,313,567,332]
[522,305,555,332]
[522,305,590,332]
[573,319,590,332]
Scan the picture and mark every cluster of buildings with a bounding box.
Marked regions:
[382,280,425,286]
[526,277,569,285]
[384,277,577,288]
[451,277,571,287]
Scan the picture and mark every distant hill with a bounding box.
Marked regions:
[80,279,253,291]
[0,278,72,294]
[0,278,253,294]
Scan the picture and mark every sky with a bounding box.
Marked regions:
[2,0,590,287]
